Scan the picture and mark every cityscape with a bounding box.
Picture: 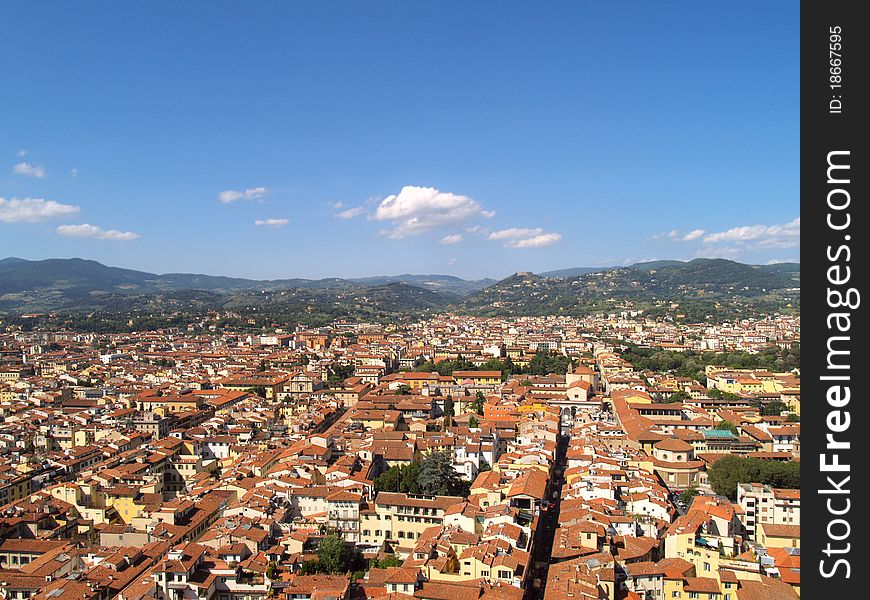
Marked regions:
[0,301,801,600]
[1,3,800,599]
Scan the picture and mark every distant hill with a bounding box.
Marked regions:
[457,258,800,320]
[0,257,262,296]
[538,266,612,278]
[0,257,484,312]
[0,256,800,324]
[348,274,495,296]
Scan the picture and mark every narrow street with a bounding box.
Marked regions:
[525,429,569,600]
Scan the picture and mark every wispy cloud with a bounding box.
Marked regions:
[70,168,79,178]
[439,233,463,245]
[465,225,490,236]
[656,228,706,242]
[16,149,28,158]
[12,162,45,178]
[254,218,289,228]
[56,223,139,240]
[506,232,562,248]
[219,186,267,204]
[703,217,800,249]
[334,205,366,219]
[486,227,562,248]
[0,197,80,222]
[372,185,494,238]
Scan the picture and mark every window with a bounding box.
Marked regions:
[689,593,698,599]
[704,562,710,572]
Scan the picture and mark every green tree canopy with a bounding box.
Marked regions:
[716,420,738,435]
[707,455,800,499]
[761,401,788,416]
[317,535,350,574]
[418,450,469,497]
[679,486,699,505]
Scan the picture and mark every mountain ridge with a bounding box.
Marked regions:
[0,256,800,322]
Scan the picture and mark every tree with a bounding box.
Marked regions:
[707,455,800,499]
[468,415,479,428]
[371,555,404,569]
[444,395,455,418]
[716,420,738,435]
[418,450,469,497]
[396,384,412,395]
[247,386,267,398]
[786,413,800,422]
[258,360,268,372]
[469,391,485,415]
[762,401,788,416]
[328,363,355,384]
[667,390,690,402]
[708,388,741,401]
[317,535,349,574]
[266,560,278,579]
[679,486,699,505]
[478,458,491,472]
[374,463,421,494]
[527,350,573,375]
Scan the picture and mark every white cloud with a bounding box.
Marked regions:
[70,168,79,177]
[12,162,45,178]
[487,227,544,241]
[465,225,490,236]
[254,218,289,228]
[219,186,267,204]
[448,258,457,266]
[0,197,80,222]
[440,233,463,245]
[56,223,139,240]
[486,227,562,248]
[334,205,366,219]
[703,217,800,250]
[373,185,494,238]
[16,149,28,157]
[505,232,562,248]
[658,228,705,242]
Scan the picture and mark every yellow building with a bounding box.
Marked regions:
[453,371,502,387]
[359,492,464,552]
[756,523,800,549]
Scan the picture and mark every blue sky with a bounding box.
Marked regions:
[1,1,798,280]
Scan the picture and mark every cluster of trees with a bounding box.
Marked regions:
[299,534,404,579]
[373,450,470,497]
[246,386,268,398]
[620,344,800,384]
[468,391,486,415]
[327,363,356,384]
[300,535,367,575]
[707,455,800,499]
[715,420,738,435]
[414,350,574,380]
